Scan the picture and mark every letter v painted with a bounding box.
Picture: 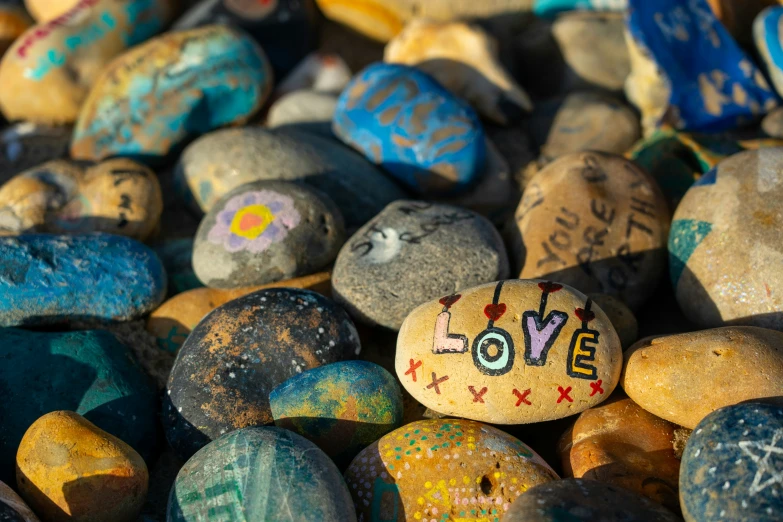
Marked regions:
[522,310,568,366]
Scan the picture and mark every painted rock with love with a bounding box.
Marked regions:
[670,148,783,329]
[533,0,628,18]
[0,329,158,484]
[0,158,162,240]
[0,233,165,327]
[0,0,175,124]
[396,279,623,424]
[163,288,360,460]
[622,327,783,429]
[168,427,355,522]
[270,360,404,467]
[193,180,345,289]
[70,25,273,162]
[344,419,559,521]
[333,62,486,196]
[332,200,509,330]
[680,402,783,522]
[0,3,31,56]
[558,395,681,512]
[511,151,669,311]
[0,123,71,184]
[16,411,148,522]
[503,479,681,522]
[0,481,39,522]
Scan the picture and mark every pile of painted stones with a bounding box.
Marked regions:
[2,0,783,521]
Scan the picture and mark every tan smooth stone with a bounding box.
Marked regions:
[0,480,40,522]
[385,19,532,125]
[558,395,681,513]
[512,151,669,311]
[24,0,80,22]
[0,6,32,56]
[396,279,622,424]
[621,327,783,429]
[0,158,162,240]
[16,411,148,522]
[589,293,638,349]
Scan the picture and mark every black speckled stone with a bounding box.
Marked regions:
[681,403,783,522]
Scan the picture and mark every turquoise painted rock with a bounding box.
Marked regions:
[270,360,403,466]
[0,328,158,484]
[534,0,628,17]
[0,233,166,327]
[333,62,486,196]
[167,427,355,522]
[70,25,272,163]
[680,403,783,521]
[152,238,204,296]
[755,7,783,98]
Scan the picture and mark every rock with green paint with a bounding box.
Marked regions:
[167,427,356,522]
[269,360,403,467]
[669,148,783,330]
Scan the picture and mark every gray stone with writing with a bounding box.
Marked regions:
[332,200,509,330]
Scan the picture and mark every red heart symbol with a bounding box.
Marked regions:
[484,303,507,321]
[538,281,563,293]
[439,294,461,309]
[239,212,264,231]
[575,308,595,323]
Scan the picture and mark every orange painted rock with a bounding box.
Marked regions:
[0,4,32,56]
[16,410,148,522]
[0,480,39,522]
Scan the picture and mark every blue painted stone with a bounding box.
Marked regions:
[755,7,783,98]
[70,25,272,163]
[167,427,356,522]
[627,0,779,131]
[0,329,158,484]
[0,233,166,327]
[270,360,403,467]
[152,238,204,296]
[533,0,627,18]
[681,403,783,521]
[668,219,713,287]
[333,63,486,196]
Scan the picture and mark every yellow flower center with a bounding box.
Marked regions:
[229,204,275,240]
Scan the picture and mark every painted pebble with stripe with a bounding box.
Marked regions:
[395,279,622,424]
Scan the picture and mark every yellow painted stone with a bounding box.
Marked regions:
[24,0,80,22]
[0,480,39,522]
[396,279,622,424]
[16,411,148,522]
[621,327,783,429]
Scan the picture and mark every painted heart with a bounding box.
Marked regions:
[575,308,595,323]
[484,303,507,321]
[439,294,462,309]
[538,281,563,293]
[239,212,264,231]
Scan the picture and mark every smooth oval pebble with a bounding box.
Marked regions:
[621,326,783,429]
[344,419,559,521]
[270,360,404,466]
[588,293,639,349]
[333,62,486,196]
[24,0,79,21]
[167,427,355,522]
[70,24,272,162]
[193,180,345,288]
[0,481,38,522]
[16,411,148,522]
[396,279,623,424]
[163,288,361,459]
[266,89,338,137]
[680,402,783,522]
[0,123,71,184]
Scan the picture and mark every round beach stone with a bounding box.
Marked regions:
[680,402,783,522]
[512,151,669,311]
[504,478,681,522]
[70,24,272,162]
[589,293,638,348]
[0,481,38,522]
[163,288,361,459]
[193,180,345,288]
[167,427,355,522]
[558,395,681,512]
[0,123,71,184]
[622,326,783,429]
[0,158,162,240]
[266,89,338,136]
[16,411,148,522]
[332,200,509,330]
[0,329,157,484]
[344,419,559,521]
[670,148,783,330]
[333,62,486,196]
[24,0,78,21]
[763,106,783,138]
[269,360,403,466]
[396,279,622,424]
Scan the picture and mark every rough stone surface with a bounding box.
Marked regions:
[0,481,38,522]
[589,293,638,349]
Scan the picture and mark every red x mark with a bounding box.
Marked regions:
[427,372,449,394]
[557,386,573,403]
[589,380,604,396]
[405,359,422,382]
[513,388,531,406]
[468,386,488,403]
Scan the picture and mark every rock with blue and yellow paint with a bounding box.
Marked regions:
[344,419,559,522]
[533,0,627,18]
[270,360,403,467]
[333,63,486,196]
[755,6,783,98]
[70,24,273,163]
[0,0,176,124]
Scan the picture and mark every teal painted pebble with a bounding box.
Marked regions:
[270,360,403,467]
[0,233,166,327]
[167,427,356,522]
[0,329,158,484]
[70,24,272,163]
